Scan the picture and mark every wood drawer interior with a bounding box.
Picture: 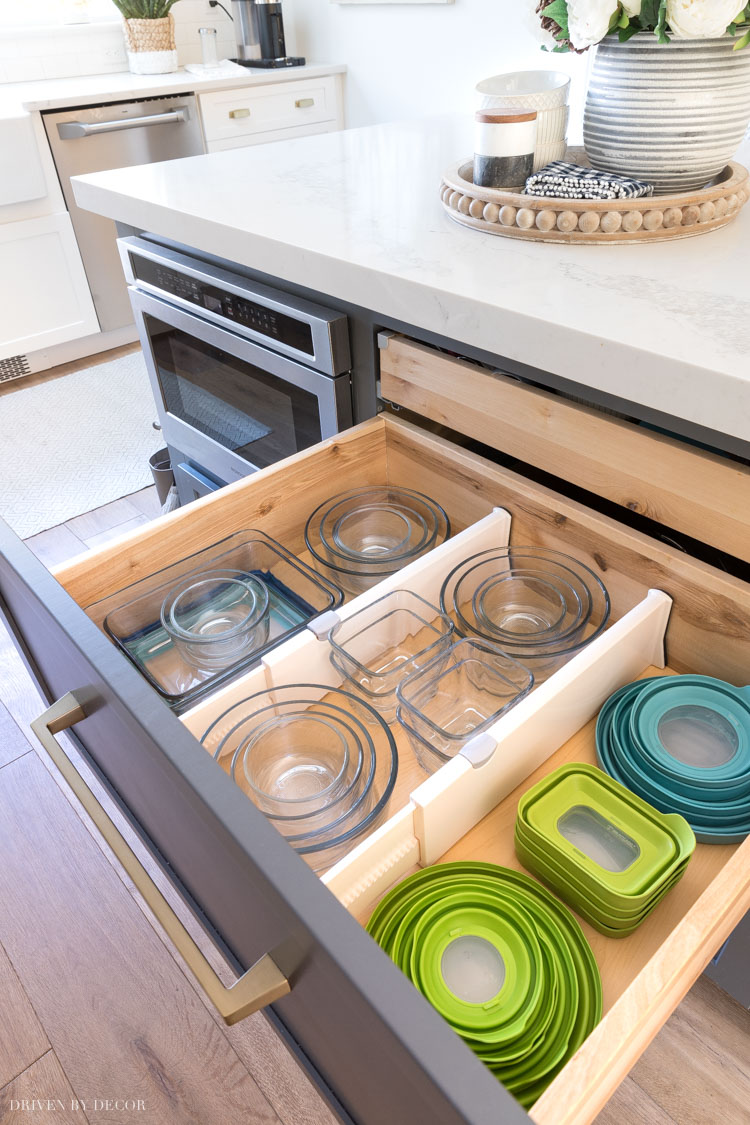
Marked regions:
[52,415,750,1123]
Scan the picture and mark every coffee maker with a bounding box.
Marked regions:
[231,0,305,68]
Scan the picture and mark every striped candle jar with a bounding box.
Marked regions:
[584,34,750,195]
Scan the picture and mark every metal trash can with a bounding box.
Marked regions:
[149,448,175,506]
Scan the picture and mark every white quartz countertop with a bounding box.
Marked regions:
[0,62,345,119]
[72,116,750,445]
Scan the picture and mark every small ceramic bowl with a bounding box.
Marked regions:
[475,71,571,112]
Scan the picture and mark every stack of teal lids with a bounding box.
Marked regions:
[366,862,602,1108]
[515,764,695,937]
[596,675,750,844]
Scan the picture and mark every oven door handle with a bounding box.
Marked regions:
[31,691,291,1026]
[57,109,189,139]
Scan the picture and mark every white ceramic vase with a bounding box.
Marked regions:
[584,34,750,194]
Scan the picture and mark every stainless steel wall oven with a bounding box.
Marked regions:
[119,237,353,501]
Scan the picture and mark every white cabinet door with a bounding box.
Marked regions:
[0,213,99,360]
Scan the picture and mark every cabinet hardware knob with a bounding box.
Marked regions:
[295,98,314,109]
[229,107,251,119]
[32,692,291,1026]
[152,421,162,431]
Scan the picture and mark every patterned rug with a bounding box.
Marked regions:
[0,350,162,539]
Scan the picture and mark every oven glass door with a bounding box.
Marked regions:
[148,313,323,469]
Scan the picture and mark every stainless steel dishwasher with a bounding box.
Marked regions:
[44,96,205,332]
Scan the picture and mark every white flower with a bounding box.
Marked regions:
[622,0,642,15]
[567,0,620,50]
[666,0,744,38]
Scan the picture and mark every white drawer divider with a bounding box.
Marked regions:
[180,663,273,742]
[260,508,512,697]
[323,588,672,916]
[179,510,510,738]
[321,804,420,910]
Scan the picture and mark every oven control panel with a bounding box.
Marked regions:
[133,257,315,356]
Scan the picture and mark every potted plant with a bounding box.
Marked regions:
[537,0,750,192]
[112,0,181,75]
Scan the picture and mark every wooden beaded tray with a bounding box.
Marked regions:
[440,156,749,244]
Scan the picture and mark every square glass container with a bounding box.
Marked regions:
[396,638,534,761]
[328,590,455,720]
[85,530,342,710]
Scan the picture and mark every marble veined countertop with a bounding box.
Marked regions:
[72,115,750,446]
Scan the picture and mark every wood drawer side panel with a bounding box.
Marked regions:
[380,336,750,563]
[54,419,387,609]
[384,417,750,686]
[530,833,750,1125]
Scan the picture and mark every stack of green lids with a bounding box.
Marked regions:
[366,862,602,1108]
[515,763,695,937]
[596,675,750,843]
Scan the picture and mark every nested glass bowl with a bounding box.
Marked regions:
[161,568,270,672]
[396,638,534,771]
[200,684,398,869]
[440,547,610,680]
[328,589,455,721]
[305,486,450,595]
[88,530,343,710]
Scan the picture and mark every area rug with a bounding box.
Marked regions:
[0,350,163,539]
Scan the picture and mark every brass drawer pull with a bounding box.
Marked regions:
[31,691,290,1026]
[295,98,314,109]
[229,107,251,119]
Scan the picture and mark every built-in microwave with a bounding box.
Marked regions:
[118,237,353,501]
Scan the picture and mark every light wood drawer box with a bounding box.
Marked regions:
[198,77,339,146]
[379,332,750,565]
[1,414,748,1125]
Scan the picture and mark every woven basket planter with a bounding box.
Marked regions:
[123,14,177,75]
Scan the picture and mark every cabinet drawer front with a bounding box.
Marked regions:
[199,78,338,144]
[5,414,750,1125]
[379,333,750,564]
[0,517,520,1125]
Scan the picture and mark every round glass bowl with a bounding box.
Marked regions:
[596,675,750,843]
[305,487,450,595]
[440,547,610,680]
[160,568,269,672]
[201,684,398,869]
[396,638,534,772]
[366,861,601,1108]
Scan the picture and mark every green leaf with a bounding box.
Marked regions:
[655,0,670,43]
[619,23,640,40]
[734,27,750,48]
[543,0,570,34]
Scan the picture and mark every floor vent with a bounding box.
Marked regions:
[0,355,31,383]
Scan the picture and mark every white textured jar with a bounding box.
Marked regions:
[584,34,750,194]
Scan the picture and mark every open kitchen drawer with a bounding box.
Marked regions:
[1,414,749,1125]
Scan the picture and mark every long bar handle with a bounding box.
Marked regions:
[57,108,189,139]
[31,691,290,1026]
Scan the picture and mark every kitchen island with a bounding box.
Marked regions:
[72,115,750,456]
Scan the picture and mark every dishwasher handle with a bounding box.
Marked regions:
[57,107,189,139]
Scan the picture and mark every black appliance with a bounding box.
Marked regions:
[230,0,305,69]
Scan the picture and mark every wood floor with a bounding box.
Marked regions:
[0,361,748,1123]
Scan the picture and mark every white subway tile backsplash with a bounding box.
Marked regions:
[0,8,235,84]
